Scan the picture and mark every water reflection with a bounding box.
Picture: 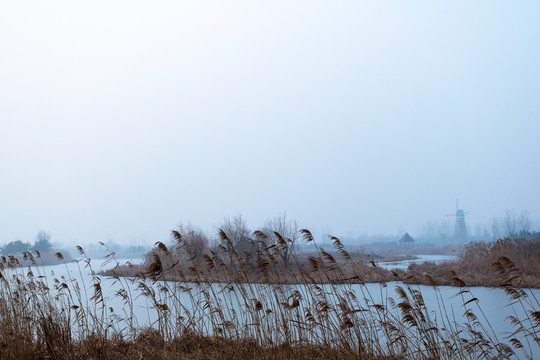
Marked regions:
[4,257,538,359]
[377,254,458,270]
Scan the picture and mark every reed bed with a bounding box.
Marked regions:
[0,230,539,359]
[395,238,540,288]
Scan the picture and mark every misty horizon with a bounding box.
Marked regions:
[6,207,539,251]
[1,1,539,247]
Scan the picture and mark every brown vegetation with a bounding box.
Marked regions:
[0,250,71,268]
[0,330,402,360]
[1,230,539,359]
[395,238,540,288]
[113,233,540,289]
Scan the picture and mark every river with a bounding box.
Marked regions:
[376,254,458,270]
[3,256,539,359]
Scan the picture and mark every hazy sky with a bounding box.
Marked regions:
[1,1,539,246]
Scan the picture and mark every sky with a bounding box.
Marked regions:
[1,1,539,246]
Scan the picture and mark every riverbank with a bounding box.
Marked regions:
[104,236,540,288]
[1,330,403,360]
[2,233,539,359]
[1,253,538,359]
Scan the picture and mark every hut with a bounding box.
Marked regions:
[399,232,415,247]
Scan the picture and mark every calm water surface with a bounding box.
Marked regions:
[7,257,538,359]
[377,254,458,270]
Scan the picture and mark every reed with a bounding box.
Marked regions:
[396,237,540,288]
[0,231,538,359]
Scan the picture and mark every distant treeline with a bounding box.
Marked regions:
[78,241,151,260]
[394,237,540,288]
[1,231,55,255]
[338,209,539,246]
[104,215,540,288]
[0,231,73,266]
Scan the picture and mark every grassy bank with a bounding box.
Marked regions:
[395,238,540,288]
[110,234,540,288]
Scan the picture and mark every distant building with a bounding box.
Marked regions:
[399,232,415,247]
[454,209,468,241]
[447,200,469,242]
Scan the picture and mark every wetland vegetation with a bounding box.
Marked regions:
[1,227,539,359]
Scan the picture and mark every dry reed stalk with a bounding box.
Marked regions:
[1,231,539,359]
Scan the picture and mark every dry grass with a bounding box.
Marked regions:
[1,230,539,359]
[113,235,540,289]
[0,330,402,360]
[395,238,540,288]
[0,250,72,268]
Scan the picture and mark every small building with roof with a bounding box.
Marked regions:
[399,232,415,247]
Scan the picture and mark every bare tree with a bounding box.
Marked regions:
[219,215,252,261]
[171,223,209,260]
[491,210,535,240]
[490,217,501,240]
[518,210,532,235]
[419,219,452,241]
[261,213,298,266]
[504,210,517,237]
[473,224,484,237]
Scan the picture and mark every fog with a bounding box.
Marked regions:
[1,1,539,247]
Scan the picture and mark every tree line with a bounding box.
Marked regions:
[1,231,53,255]
[156,213,299,267]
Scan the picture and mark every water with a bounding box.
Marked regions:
[377,254,458,270]
[4,257,539,359]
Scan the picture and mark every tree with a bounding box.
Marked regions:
[219,215,253,262]
[260,213,298,266]
[491,210,535,240]
[517,210,532,236]
[171,223,209,260]
[504,210,517,238]
[490,217,501,241]
[1,240,31,255]
[418,219,453,242]
[31,231,53,252]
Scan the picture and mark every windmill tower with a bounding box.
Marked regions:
[447,200,469,242]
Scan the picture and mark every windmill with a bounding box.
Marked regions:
[447,200,469,241]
